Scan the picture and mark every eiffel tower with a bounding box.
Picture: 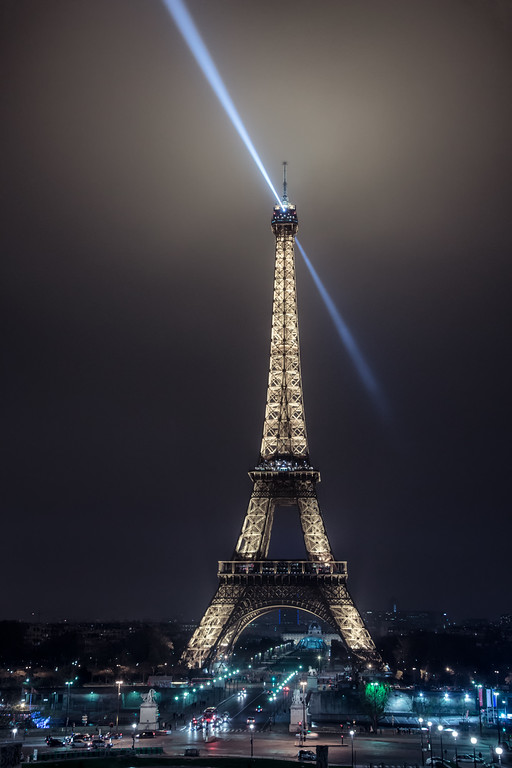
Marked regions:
[182,165,379,670]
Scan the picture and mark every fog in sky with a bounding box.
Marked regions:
[2,0,512,625]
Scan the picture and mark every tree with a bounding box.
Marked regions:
[360,681,390,733]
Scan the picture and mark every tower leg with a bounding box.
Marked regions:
[180,581,245,669]
[233,491,273,560]
[319,581,378,662]
[298,495,334,561]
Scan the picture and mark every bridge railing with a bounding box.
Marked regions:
[218,560,347,576]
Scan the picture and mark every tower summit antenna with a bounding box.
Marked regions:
[282,161,288,205]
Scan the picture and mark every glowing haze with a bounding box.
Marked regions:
[163,0,387,419]
[2,0,511,625]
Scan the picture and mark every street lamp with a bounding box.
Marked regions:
[23,678,32,711]
[115,680,123,729]
[249,723,254,757]
[419,718,425,766]
[131,722,137,749]
[65,681,73,735]
[300,681,307,744]
[452,730,458,764]
[428,722,433,759]
[495,747,503,767]
[350,729,355,768]
[470,736,477,768]
[12,728,18,740]
[438,725,444,763]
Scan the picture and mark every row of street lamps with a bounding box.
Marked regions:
[418,718,504,768]
[340,717,504,768]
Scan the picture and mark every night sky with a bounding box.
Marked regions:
[2,1,512,626]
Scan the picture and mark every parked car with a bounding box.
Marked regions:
[136,731,155,739]
[425,759,452,767]
[45,738,64,747]
[69,736,90,749]
[91,738,110,749]
[297,749,316,761]
[458,755,484,763]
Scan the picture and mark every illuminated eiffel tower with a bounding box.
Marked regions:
[182,165,379,670]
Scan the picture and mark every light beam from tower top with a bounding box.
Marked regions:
[164,0,390,424]
[163,0,284,209]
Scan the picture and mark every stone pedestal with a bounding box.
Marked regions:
[289,688,309,734]
[138,689,159,731]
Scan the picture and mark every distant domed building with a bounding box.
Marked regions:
[296,623,328,651]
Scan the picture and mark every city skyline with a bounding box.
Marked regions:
[2,1,512,625]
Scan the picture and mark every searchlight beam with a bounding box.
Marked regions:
[162,0,390,422]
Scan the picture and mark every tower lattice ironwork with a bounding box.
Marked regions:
[182,166,379,669]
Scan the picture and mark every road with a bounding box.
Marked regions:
[19,723,510,767]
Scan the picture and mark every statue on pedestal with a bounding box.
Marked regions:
[138,689,159,731]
